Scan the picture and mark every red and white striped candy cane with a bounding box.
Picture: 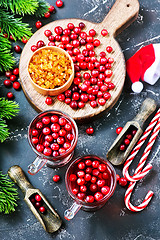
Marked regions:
[123,108,160,182]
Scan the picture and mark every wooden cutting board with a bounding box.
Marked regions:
[19,0,139,120]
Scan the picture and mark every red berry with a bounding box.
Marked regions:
[78,101,85,108]
[85,160,92,166]
[108,57,114,64]
[116,174,120,181]
[39,206,46,213]
[4,79,12,88]
[67,133,74,141]
[9,35,14,41]
[97,179,105,187]
[92,160,99,168]
[106,46,113,53]
[5,71,12,78]
[63,142,71,149]
[101,186,110,195]
[45,135,53,142]
[91,176,97,183]
[36,122,43,129]
[59,129,66,137]
[51,115,59,123]
[80,185,87,192]
[35,201,42,208]
[43,141,50,147]
[43,147,52,156]
[10,75,17,82]
[101,29,108,36]
[90,100,97,108]
[105,70,113,78]
[13,81,21,90]
[7,92,14,99]
[32,129,38,136]
[44,12,51,18]
[42,116,50,125]
[98,164,107,172]
[49,5,55,12]
[102,172,109,180]
[77,192,85,200]
[92,169,99,176]
[85,167,92,174]
[44,29,52,37]
[116,127,123,135]
[108,82,115,89]
[59,117,66,126]
[99,51,106,57]
[35,194,41,201]
[51,143,59,151]
[93,39,100,47]
[67,23,74,30]
[90,184,98,192]
[13,68,19,75]
[119,177,128,186]
[132,129,137,135]
[36,21,42,29]
[69,174,77,182]
[37,40,45,48]
[77,178,85,186]
[51,123,60,132]
[72,188,79,195]
[56,0,63,7]
[53,151,59,157]
[77,171,85,178]
[98,98,106,106]
[45,97,53,105]
[61,35,70,44]
[31,45,38,52]
[103,92,111,100]
[79,22,85,29]
[126,134,132,140]
[70,100,78,109]
[78,162,85,170]
[54,26,63,35]
[53,175,60,182]
[94,192,103,201]
[57,137,65,145]
[84,174,91,181]
[86,127,94,135]
[22,37,28,44]
[43,127,51,135]
[14,45,21,53]
[124,138,130,145]
[86,195,94,203]
[89,29,96,36]
[120,144,126,151]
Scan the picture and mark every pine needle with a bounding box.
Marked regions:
[0,98,19,119]
[35,0,49,17]
[0,33,15,72]
[0,172,19,214]
[0,8,32,41]
[0,119,10,143]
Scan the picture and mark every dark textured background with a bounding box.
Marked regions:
[0,0,160,239]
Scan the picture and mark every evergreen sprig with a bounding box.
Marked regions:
[0,9,32,41]
[0,119,10,143]
[0,171,19,214]
[0,98,19,119]
[35,0,49,17]
[0,33,15,72]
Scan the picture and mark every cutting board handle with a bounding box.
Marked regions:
[133,98,157,129]
[101,0,139,37]
[8,165,34,194]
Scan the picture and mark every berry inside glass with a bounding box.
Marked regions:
[28,110,78,174]
[64,155,116,220]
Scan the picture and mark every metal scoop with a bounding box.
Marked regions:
[107,98,156,165]
[8,165,62,233]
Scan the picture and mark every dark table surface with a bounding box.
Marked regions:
[0,0,160,239]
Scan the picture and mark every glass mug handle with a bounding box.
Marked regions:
[64,202,82,220]
[28,157,47,175]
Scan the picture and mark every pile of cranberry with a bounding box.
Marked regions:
[4,68,21,99]
[68,159,112,203]
[30,194,46,214]
[31,114,75,157]
[116,126,137,151]
[31,22,115,109]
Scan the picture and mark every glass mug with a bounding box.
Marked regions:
[28,110,78,175]
[64,155,117,220]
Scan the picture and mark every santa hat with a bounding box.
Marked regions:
[126,44,160,93]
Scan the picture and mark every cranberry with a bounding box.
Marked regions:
[105,63,112,69]
[42,127,50,135]
[63,142,71,149]
[92,169,99,176]
[77,171,85,178]
[55,35,61,41]
[86,195,94,203]
[37,40,45,48]
[77,101,84,108]
[48,41,55,46]
[108,57,114,64]
[22,37,28,44]
[85,167,92,174]
[53,175,60,182]
[14,45,21,53]
[42,116,50,125]
[87,87,93,94]
[13,68,19,75]
[54,26,63,35]
[98,73,105,81]
[61,35,70,44]
[94,192,103,201]
[132,130,137,135]
[52,132,59,139]
[44,12,51,18]
[51,123,60,132]
[69,174,77,182]
[63,29,71,35]
[67,133,74,141]
[53,151,59,157]
[32,129,38,136]
[90,100,97,108]
[101,186,110,195]
[13,81,21,90]
[124,138,130,145]
[80,93,88,103]
[73,48,81,55]
[35,194,41,201]
[94,61,100,68]
[97,179,105,188]
[10,75,17,82]
[70,33,78,40]
[36,122,43,129]
[93,39,100,47]
[98,164,107,172]
[35,201,42,208]
[43,141,50,147]
[120,144,126,151]
[86,36,94,43]
[44,29,52,37]
[67,23,74,30]
[100,52,106,57]
[108,82,115,89]
[59,117,67,126]
[45,97,53,105]
[76,53,84,62]
[98,98,106,106]
[90,184,98,192]
[4,79,12,88]
[101,29,108,36]
[59,129,66,137]
[73,27,81,35]
[77,178,85,186]
[45,135,53,143]
[49,5,55,12]
[5,71,12,78]
[57,137,65,145]
[100,57,108,65]
[39,206,46,214]
[89,29,96,36]
[79,22,85,29]
[126,134,132,140]
[74,77,81,85]
[116,127,123,135]
[106,46,113,53]
[99,65,106,72]
[77,192,85,200]
[51,143,59,151]
[32,137,39,145]
[119,177,128,186]
[105,70,113,78]
[57,93,65,102]
[3,33,8,38]
[78,162,85,170]
[43,147,52,156]
[9,35,14,41]
[36,21,42,29]
[56,0,63,7]
[102,172,109,180]
[91,69,99,77]
[92,161,99,168]
[72,188,79,195]
[70,101,78,109]
[80,185,87,192]
[91,176,97,183]
[85,159,92,166]
[103,92,111,100]
[31,45,38,52]
[64,123,72,131]
[84,174,91,181]
[7,92,14,99]
[86,43,94,51]
[79,83,88,92]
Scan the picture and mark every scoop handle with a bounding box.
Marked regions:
[133,98,157,129]
[8,165,34,194]
[100,0,139,36]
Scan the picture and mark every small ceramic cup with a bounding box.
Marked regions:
[27,46,74,96]
[64,155,117,220]
[28,110,78,175]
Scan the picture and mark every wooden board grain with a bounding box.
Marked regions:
[19,0,139,120]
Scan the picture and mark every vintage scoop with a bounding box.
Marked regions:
[107,98,157,165]
[19,0,140,120]
[8,165,62,233]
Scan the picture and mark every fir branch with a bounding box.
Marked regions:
[0,172,18,214]
[0,98,19,119]
[0,0,39,16]
[0,8,32,41]
[35,0,49,17]
[0,119,10,143]
[0,33,15,72]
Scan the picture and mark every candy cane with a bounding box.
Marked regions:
[123,108,160,182]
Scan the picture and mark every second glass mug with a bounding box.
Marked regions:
[27,110,78,175]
